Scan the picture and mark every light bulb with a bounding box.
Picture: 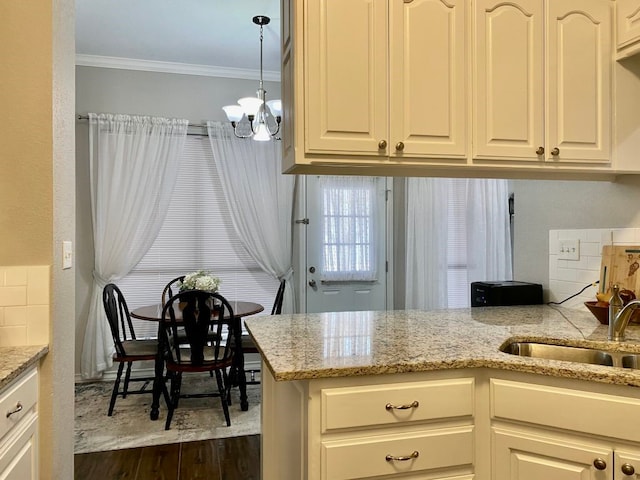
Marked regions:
[238,97,264,117]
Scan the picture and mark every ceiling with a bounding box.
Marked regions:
[75,0,282,78]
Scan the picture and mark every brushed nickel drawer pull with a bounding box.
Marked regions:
[385,400,419,410]
[6,402,23,418]
[386,451,419,462]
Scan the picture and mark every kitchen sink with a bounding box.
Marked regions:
[500,341,640,369]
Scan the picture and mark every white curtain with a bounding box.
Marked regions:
[318,176,379,281]
[207,122,296,313]
[405,178,450,309]
[81,113,188,379]
[405,178,513,310]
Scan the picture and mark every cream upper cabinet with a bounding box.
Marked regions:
[305,0,388,156]
[474,0,612,164]
[388,0,467,158]
[617,0,640,59]
[302,0,467,159]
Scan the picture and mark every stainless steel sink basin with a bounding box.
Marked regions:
[500,341,640,369]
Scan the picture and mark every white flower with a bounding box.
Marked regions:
[180,270,221,293]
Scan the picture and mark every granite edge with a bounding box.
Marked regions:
[0,345,49,390]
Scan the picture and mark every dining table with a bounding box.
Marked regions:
[130,300,264,421]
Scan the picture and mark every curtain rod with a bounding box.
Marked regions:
[76,114,207,129]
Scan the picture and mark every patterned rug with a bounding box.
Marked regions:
[74,374,261,454]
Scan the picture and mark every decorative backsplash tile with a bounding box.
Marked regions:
[0,266,50,346]
[548,228,640,309]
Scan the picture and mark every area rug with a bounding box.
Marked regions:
[74,375,261,454]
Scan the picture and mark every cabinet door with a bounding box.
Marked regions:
[0,417,38,480]
[389,0,467,159]
[493,427,612,480]
[617,0,640,51]
[473,0,544,161]
[614,449,640,480]
[305,0,388,155]
[546,0,611,164]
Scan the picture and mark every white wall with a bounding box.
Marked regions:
[75,65,280,375]
[513,178,640,298]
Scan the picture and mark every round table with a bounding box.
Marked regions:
[131,301,264,321]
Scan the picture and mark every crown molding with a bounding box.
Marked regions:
[75,54,281,82]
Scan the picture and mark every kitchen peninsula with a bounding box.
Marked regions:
[245,306,640,479]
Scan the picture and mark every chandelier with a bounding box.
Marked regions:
[222,15,282,141]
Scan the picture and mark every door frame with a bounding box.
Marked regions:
[293,175,394,313]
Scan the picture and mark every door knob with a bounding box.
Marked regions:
[378,140,387,150]
[395,142,405,151]
[308,280,317,288]
[551,147,560,156]
[536,146,544,155]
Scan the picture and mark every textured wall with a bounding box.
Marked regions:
[0,2,53,264]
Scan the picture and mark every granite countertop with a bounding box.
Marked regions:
[0,345,48,390]
[244,305,640,387]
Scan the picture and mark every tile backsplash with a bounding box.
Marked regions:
[0,266,50,346]
[548,228,640,309]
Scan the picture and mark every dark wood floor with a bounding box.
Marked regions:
[74,434,260,480]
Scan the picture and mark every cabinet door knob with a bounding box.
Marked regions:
[593,458,607,470]
[536,146,545,155]
[378,140,387,150]
[621,463,636,475]
[551,147,560,156]
[395,142,405,151]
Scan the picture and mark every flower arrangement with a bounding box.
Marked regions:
[179,270,221,293]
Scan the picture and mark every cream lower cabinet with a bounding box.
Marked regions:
[262,369,475,480]
[0,367,39,480]
[490,377,640,480]
[473,0,612,165]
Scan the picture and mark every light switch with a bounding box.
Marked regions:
[62,241,73,269]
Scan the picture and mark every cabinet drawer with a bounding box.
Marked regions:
[321,426,474,480]
[491,379,640,442]
[0,368,38,442]
[321,378,474,432]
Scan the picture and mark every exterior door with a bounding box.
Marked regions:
[305,175,388,313]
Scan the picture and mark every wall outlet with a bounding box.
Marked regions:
[559,239,580,261]
[62,241,73,269]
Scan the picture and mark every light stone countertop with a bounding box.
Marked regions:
[0,345,48,390]
[244,305,640,387]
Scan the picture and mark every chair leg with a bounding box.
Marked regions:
[122,362,133,398]
[215,370,231,427]
[108,362,125,416]
[164,372,182,430]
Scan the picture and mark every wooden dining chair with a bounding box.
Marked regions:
[103,283,159,416]
[159,290,241,430]
[161,276,185,306]
[242,279,285,384]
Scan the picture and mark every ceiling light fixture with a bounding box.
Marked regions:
[222,15,282,141]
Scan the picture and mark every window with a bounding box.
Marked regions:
[118,136,278,337]
[318,176,378,282]
[447,179,469,308]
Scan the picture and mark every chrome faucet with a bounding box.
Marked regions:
[608,284,640,341]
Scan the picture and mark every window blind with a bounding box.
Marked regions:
[447,179,469,308]
[118,136,279,338]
